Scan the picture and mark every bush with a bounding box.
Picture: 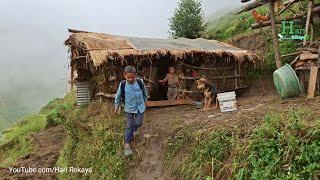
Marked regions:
[237,110,320,179]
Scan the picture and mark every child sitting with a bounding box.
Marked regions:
[159,66,179,100]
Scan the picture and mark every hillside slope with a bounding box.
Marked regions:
[0,76,319,179]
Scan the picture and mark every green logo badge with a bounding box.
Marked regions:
[278,20,307,40]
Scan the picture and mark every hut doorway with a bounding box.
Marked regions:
[151,56,175,100]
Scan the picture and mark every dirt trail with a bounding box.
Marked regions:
[125,96,273,180]
[0,125,65,180]
[125,75,279,180]
[126,107,179,180]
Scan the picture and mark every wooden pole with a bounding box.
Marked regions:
[70,65,74,91]
[303,1,313,46]
[317,45,320,94]
[268,0,282,69]
[299,71,306,95]
[234,66,238,89]
[307,66,318,98]
[236,0,268,15]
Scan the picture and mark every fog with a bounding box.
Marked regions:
[0,0,241,122]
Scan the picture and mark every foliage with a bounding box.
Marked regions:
[56,101,125,179]
[0,114,47,167]
[181,129,235,180]
[165,108,320,179]
[0,92,75,167]
[169,0,207,39]
[206,10,256,41]
[236,110,320,179]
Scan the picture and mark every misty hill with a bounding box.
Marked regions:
[0,114,9,131]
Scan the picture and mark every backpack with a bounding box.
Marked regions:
[120,79,146,103]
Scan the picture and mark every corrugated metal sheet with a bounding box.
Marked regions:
[120,36,242,51]
[76,81,91,105]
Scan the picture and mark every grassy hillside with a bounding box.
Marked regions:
[0,92,126,179]
[0,89,320,179]
[164,106,320,179]
[206,2,320,70]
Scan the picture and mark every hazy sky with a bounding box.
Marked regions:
[0,0,241,116]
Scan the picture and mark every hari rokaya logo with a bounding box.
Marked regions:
[278,20,309,40]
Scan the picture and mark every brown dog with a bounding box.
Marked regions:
[196,78,218,111]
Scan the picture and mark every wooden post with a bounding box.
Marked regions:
[234,67,238,89]
[299,70,305,95]
[317,45,320,94]
[222,63,225,89]
[303,1,313,46]
[268,0,282,69]
[70,64,74,91]
[307,66,318,98]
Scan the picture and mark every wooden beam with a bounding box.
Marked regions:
[289,55,300,66]
[237,0,298,15]
[297,47,319,54]
[303,1,313,46]
[307,66,318,98]
[68,29,91,33]
[236,0,268,15]
[281,51,302,58]
[180,75,243,80]
[299,52,318,60]
[277,0,298,16]
[181,62,236,71]
[269,0,282,69]
[146,99,193,107]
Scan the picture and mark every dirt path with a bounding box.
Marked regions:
[125,92,278,180]
[125,75,281,179]
[0,125,65,180]
[126,107,179,180]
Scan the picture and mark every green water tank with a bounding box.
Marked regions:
[273,64,301,98]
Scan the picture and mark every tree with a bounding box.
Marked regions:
[169,0,207,39]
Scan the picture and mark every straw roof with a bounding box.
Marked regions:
[65,30,258,67]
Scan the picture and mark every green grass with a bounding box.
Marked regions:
[236,110,320,179]
[164,108,320,179]
[206,10,257,41]
[0,92,76,168]
[0,91,126,179]
[0,114,46,167]
[56,101,125,179]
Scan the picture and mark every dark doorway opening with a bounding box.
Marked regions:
[149,56,175,101]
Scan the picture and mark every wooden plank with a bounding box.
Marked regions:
[299,51,318,60]
[146,99,193,107]
[307,66,318,98]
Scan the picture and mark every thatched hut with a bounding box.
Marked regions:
[65,29,258,105]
